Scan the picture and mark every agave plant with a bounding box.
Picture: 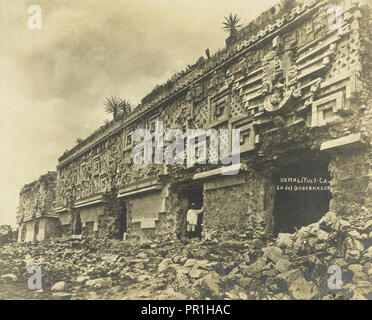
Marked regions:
[118,99,132,117]
[104,96,132,121]
[222,13,242,38]
[104,96,121,120]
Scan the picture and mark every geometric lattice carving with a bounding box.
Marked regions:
[209,89,230,128]
[231,117,258,153]
[311,91,343,127]
[123,130,133,151]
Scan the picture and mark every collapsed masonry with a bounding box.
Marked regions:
[0,226,17,246]
[17,0,372,244]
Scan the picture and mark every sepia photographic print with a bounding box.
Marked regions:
[0,0,371,311]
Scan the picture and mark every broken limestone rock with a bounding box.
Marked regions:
[262,246,285,263]
[156,287,188,300]
[277,269,303,286]
[363,220,372,234]
[276,233,293,249]
[158,258,172,272]
[241,257,271,277]
[189,265,208,279]
[52,292,73,300]
[289,278,318,300]
[183,258,198,267]
[76,276,90,284]
[362,246,372,262]
[51,281,67,292]
[200,273,223,299]
[85,277,113,290]
[319,211,337,230]
[346,249,361,261]
[317,230,329,241]
[275,259,292,273]
[348,264,365,280]
[137,274,152,282]
[1,274,18,283]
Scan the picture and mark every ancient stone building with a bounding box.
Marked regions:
[17,172,60,242]
[19,0,372,243]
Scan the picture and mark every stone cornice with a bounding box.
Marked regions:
[73,194,106,209]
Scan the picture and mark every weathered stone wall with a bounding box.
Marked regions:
[42,218,61,240]
[326,0,372,219]
[55,193,126,239]
[124,186,174,242]
[18,217,61,243]
[17,172,59,242]
[18,220,36,242]
[97,196,126,240]
[17,172,57,223]
[202,171,274,242]
[329,149,371,217]
[78,204,105,237]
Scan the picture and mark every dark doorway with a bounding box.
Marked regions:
[84,222,94,237]
[117,199,127,239]
[34,219,39,241]
[20,225,26,242]
[273,153,332,235]
[184,183,204,239]
[185,184,204,210]
[74,213,82,235]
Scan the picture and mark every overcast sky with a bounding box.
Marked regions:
[0,0,278,226]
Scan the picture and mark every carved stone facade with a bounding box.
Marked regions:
[17,172,60,242]
[18,0,372,242]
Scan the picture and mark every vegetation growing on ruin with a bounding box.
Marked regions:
[222,13,242,38]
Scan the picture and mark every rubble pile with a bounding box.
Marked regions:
[0,211,371,300]
[0,226,17,246]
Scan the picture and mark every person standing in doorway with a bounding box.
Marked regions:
[186,202,203,239]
